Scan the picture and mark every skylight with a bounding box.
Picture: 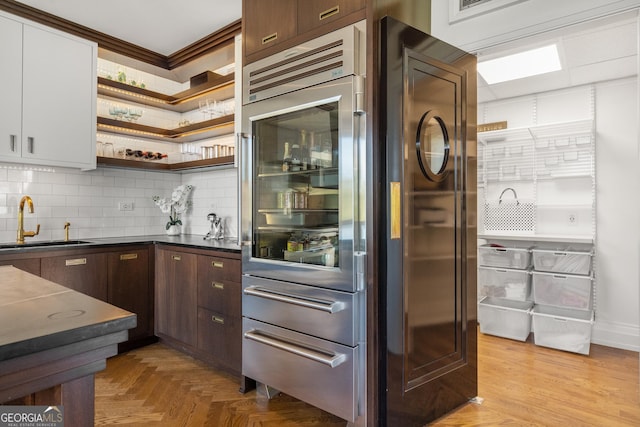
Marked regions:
[478,44,562,84]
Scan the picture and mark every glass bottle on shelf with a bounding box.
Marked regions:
[282,142,291,172]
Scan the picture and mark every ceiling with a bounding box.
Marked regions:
[15,0,242,55]
[476,11,638,103]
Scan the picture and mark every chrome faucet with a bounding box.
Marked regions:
[17,196,40,244]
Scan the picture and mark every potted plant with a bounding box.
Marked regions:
[152,184,193,235]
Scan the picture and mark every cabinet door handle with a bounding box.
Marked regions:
[212,261,223,268]
[211,315,224,324]
[27,137,34,154]
[262,32,278,45]
[120,253,138,261]
[65,258,87,266]
[172,255,181,261]
[319,5,340,21]
[9,135,16,152]
[212,282,224,290]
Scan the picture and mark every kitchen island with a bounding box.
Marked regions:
[0,266,136,426]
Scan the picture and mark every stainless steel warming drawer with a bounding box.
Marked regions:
[242,275,359,346]
[242,317,358,422]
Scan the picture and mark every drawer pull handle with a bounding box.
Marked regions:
[9,135,16,152]
[172,255,181,261]
[211,315,224,324]
[244,286,345,314]
[65,258,87,266]
[262,32,277,45]
[212,282,224,290]
[27,136,34,154]
[244,330,346,368]
[319,5,339,20]
[120,253,138,261]
[212,261,223,268]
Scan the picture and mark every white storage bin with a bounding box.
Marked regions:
[531,248,592,275]
[478,244,531,269]
[478,297,533,341]
[532,271,592,310]
[532,305,594,355]
[478,266,531,301]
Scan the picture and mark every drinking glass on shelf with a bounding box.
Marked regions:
[103,142,114,158]
[96,141,104,157]
[199,100,210,121]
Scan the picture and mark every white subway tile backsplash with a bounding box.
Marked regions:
[0,162,238,242]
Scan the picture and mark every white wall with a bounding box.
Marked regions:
[0,162,238,242]
[431,0,640,52]
[479,79,639,351]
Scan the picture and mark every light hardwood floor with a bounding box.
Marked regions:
[95,331,640,426]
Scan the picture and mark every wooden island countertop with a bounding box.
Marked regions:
[0,265,136,425]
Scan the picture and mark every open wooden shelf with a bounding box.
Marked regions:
[97,73,235,113]
[97,155,234,171]
[97,114,235,143]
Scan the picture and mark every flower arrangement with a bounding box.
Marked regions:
[153,184,193,230]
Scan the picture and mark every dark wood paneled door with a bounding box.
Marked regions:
[380,16,478,426]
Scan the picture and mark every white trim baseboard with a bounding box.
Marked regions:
[592,319,640,352]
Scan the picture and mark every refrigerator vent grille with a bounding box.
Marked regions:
[460,0,492,9]
[243,23,361,104]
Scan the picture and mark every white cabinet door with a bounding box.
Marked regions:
[22,24,96,169]
[0,14,23,159]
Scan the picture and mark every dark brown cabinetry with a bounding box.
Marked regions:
[0,257,40,276]
[244,0,297,57]
[41,251,108,300]
[196,254,242,372]
[155,246,198,348]
[154,245,242,374]
[243,0,365,63]
[107,247,154,346]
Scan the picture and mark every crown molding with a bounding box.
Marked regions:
[0,0,241,70]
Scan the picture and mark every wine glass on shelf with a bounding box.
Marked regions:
[199,99,210,121]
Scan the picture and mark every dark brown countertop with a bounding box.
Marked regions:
[0,234,241,256]
[0,266,136,361]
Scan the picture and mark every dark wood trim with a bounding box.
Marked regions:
[168,19,241,69]
[0,0,241,70]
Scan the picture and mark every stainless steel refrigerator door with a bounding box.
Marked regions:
[241,76,364,292]
[380,16,478,426]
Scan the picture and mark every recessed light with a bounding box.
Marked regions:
[478,44,561,84]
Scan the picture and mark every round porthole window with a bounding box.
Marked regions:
[415,110,450,182]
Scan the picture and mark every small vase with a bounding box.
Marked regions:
[166,224,181,236]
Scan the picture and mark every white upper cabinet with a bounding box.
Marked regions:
[0,11,97,170]
[0,14,23,161]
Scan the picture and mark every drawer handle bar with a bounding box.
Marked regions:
[212,261,223,268]
[65,258,87,266]
[244,330,346,368]
[120,253,138,260]
[319,5,339,20]
[262,32,277,45]
[211,315,224,324]
[172,255,181,261]
[244,286,345,313]
[212,282,224,290]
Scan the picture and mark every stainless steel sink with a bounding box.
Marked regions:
[0,240,90,249]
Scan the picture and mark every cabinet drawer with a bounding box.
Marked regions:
[243,275,358,346]
[198,279,240,315]
[297,0,365,34]
[198,307,241,372]
[243,318,357,422]
[197,254,240,283]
